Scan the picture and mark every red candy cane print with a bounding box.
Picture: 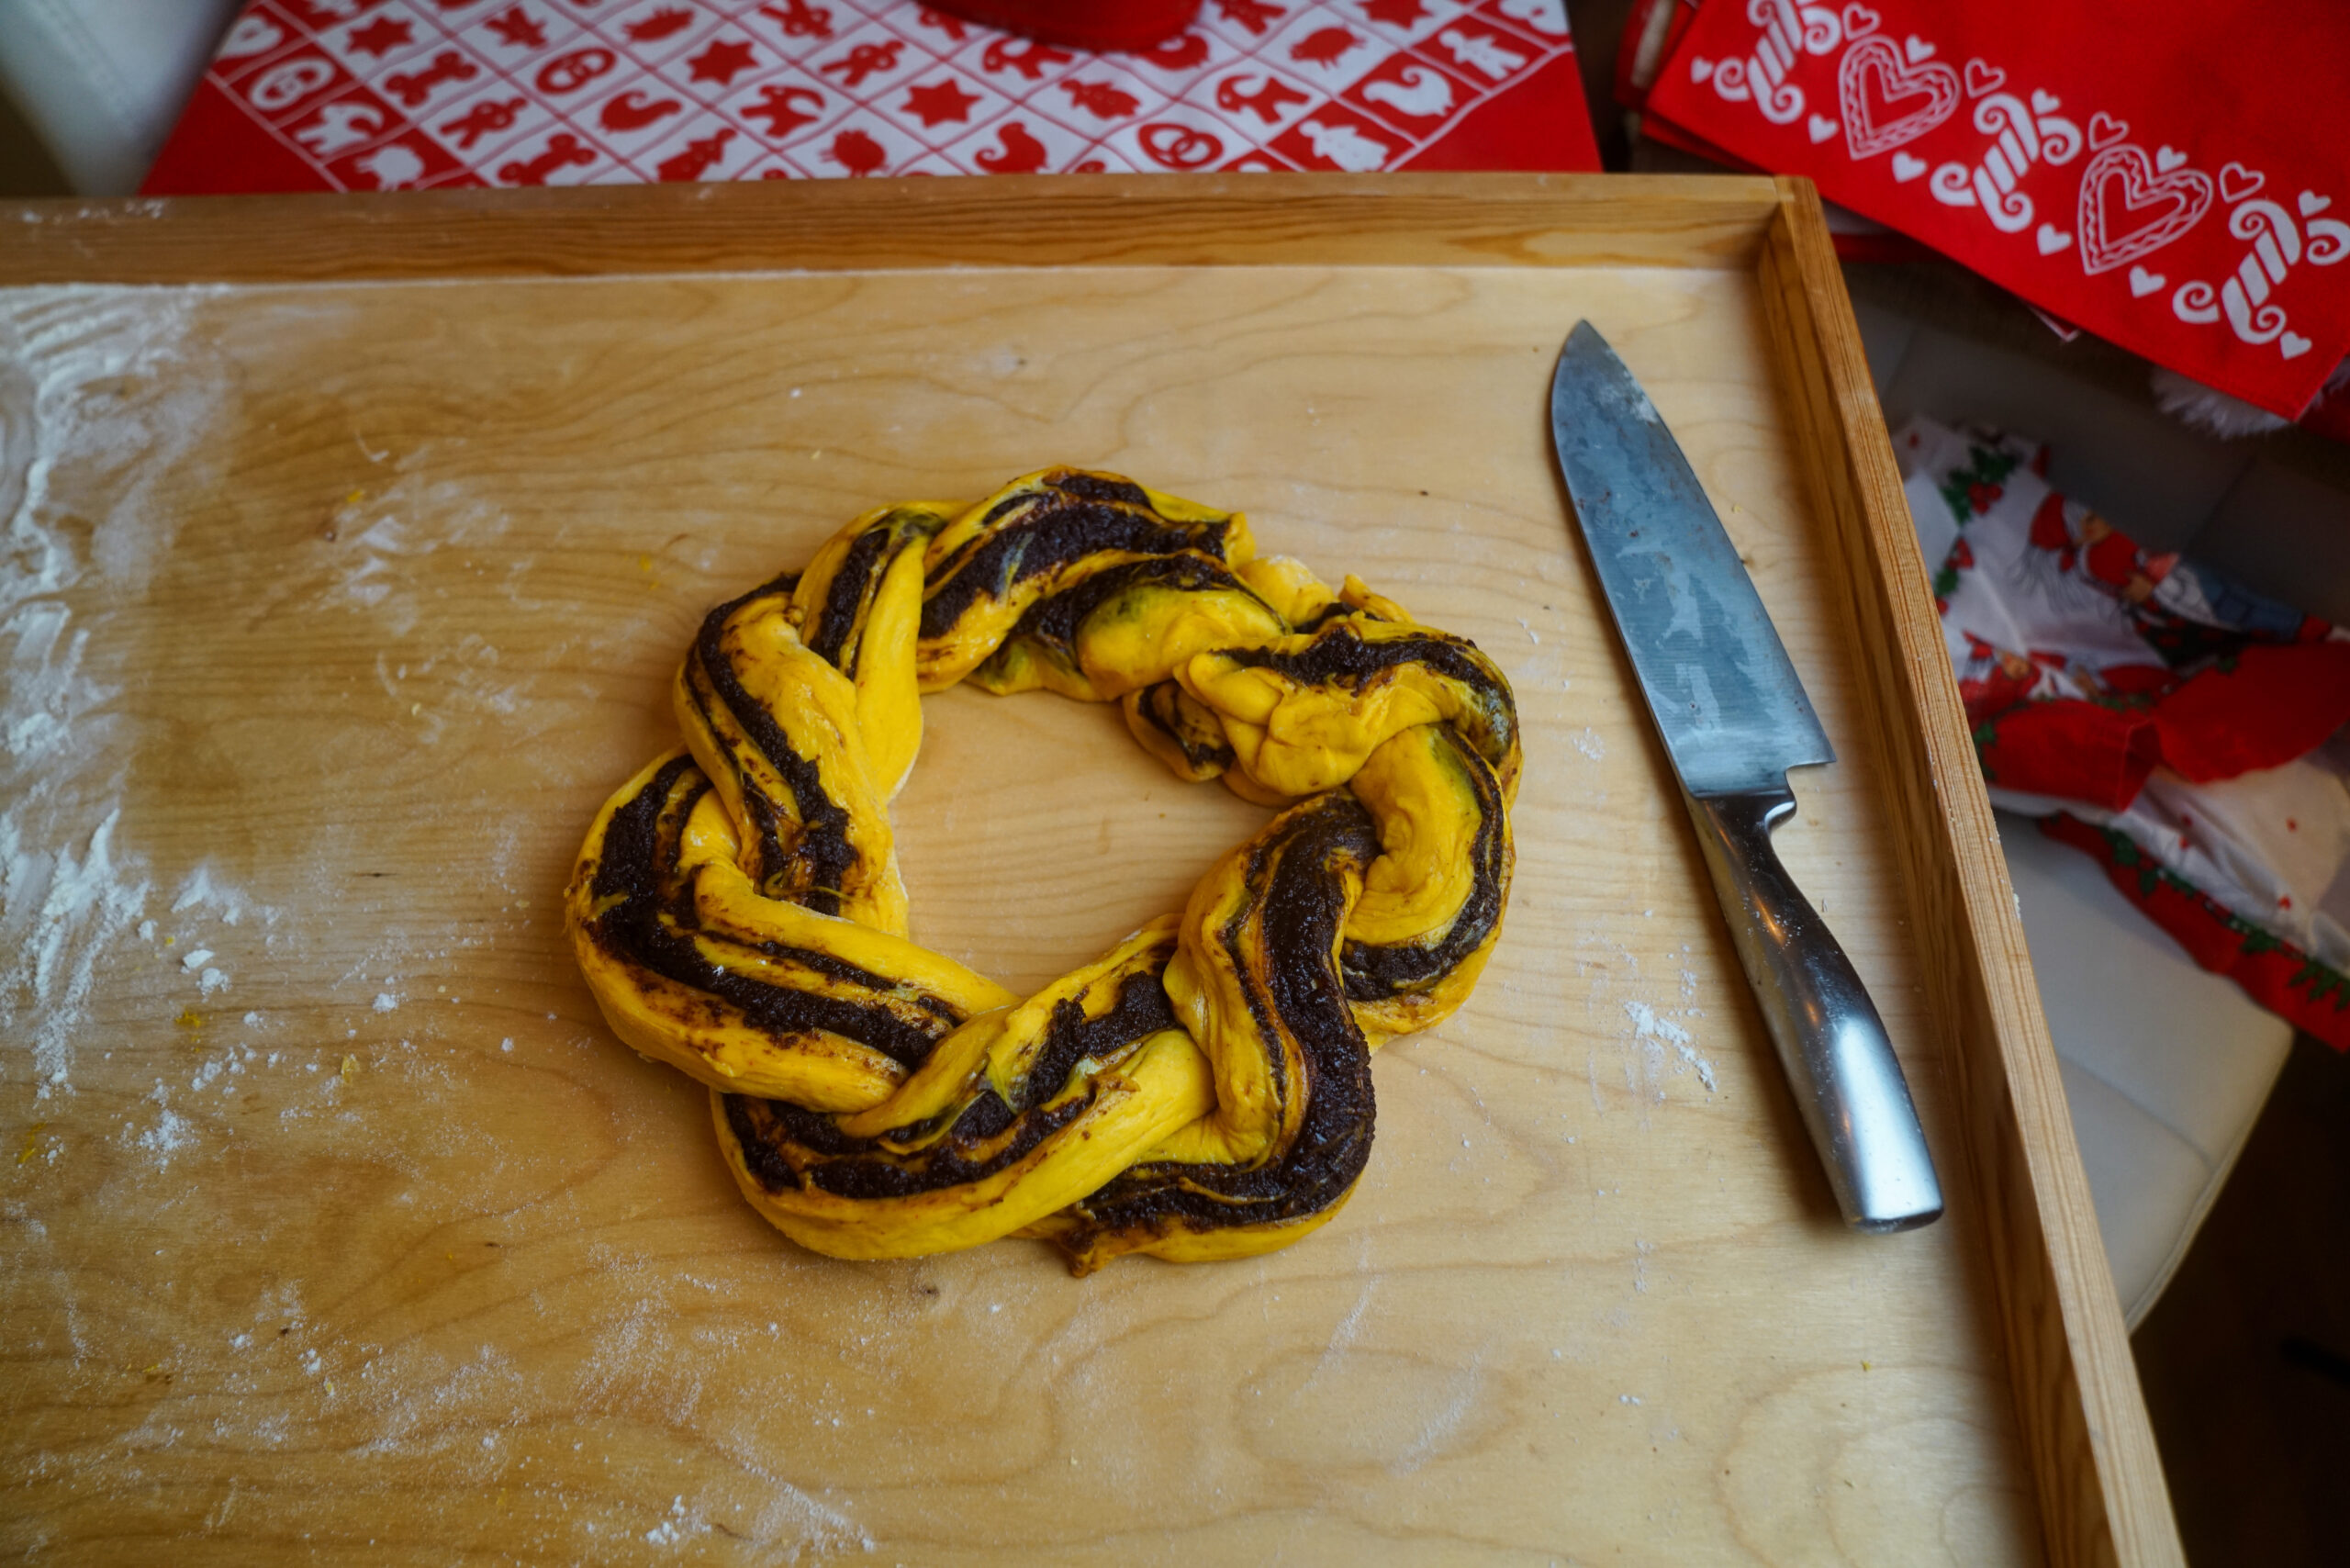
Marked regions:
[2173,191,2350,358]
[1707,0,1844,126]
[1930,88,2082,234]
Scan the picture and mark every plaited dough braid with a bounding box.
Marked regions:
[566,468,1517,1274]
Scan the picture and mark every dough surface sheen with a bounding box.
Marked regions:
[566,467,1517,1273]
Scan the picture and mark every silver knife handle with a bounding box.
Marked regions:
[1684,789,1943,1232]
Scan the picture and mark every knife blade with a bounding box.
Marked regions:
[1550,320,1942,1233]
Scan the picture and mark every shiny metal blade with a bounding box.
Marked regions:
[1550,321,1832,798]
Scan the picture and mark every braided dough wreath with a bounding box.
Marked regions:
[566,468,1516,1274]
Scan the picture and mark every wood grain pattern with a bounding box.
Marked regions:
[1754,182,2183,1568]
[0,174,1776,286]
[0,176,2162,1564]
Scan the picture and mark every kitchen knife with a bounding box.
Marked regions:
[1549,320,1942,1233]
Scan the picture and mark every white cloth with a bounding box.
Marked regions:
[1897,415,2350,980]
[1896,416,2321,1322]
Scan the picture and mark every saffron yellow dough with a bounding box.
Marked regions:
[568,467,1516,1273]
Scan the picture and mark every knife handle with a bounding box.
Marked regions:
[1683,788,1943,1233]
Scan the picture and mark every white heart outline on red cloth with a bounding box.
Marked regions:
[1964,59,2004,98]
[2087,112,2127,150]
[1841,5,1881,39]
[2076,143,2215,275]
[1838,34,1960,160]
[2221,162,2265,202]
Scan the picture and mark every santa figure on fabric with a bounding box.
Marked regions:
[1898,417,2350,1050]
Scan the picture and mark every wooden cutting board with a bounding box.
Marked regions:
[0,177,2162,1565]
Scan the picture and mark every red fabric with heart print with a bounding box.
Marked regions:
[142,0,1598,200]
[1642,0,2350,419]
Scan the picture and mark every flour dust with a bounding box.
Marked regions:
[1,287,225,1100]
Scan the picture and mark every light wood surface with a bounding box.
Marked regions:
[0,176,2169,1564]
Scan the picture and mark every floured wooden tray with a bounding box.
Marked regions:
[0,174,2177,1565]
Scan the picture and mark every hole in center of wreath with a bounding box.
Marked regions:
[888,684,1272,997]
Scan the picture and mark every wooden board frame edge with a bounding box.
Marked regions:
[0,170,2177,1562]
[1755,176,2184,1568]
[0,172,1780,285]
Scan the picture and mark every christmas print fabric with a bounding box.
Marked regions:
[1897,418,2350,1048]
[143,0,1598,196]
[1640,0,2350,420]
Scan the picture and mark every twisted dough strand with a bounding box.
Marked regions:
[567,468,1516,1273]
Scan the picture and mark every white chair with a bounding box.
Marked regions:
[1998,812,2294,1325]
[0,0,241,195]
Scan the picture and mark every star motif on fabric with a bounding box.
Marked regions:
[687,39,760,86]
[346,16,415,57]
[485,6,547,50]
[901,78,980,128]
[1359,0,1427,24]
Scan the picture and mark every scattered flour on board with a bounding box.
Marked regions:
[132,1082,195,1167]
[1579,934,1718,1114]
[1623,1000,1690,1048]
[3,285,876,1556]
[1,286,232,1098]
[2,810,146,1096]
[1625,999,1718,1093]
[0,290,318,1109]
[1,284,511,1109]
[1570,727,1605,760]
[1390,1361,1483,1476]
[643,1495,710,1548]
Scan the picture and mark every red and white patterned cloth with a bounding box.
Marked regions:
[1630,0,2350,422]
[1898,418,2350,1050]
[143,0,1598,194]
